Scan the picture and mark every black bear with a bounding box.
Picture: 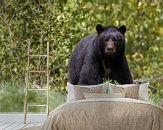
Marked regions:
[68,24,133,85]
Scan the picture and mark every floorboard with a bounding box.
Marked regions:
[0,122,43,130]
[4,123,21,130]
[0,123,15,129]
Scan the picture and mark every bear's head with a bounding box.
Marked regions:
[96,24,126,58]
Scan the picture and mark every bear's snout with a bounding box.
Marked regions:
[105,40,116,55]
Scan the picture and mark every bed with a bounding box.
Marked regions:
[42,82,163,130]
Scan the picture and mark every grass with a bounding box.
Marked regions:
[150,94,163,109]
[0,80,66,113]
[0,80,24,112]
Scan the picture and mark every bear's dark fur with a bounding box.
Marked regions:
[68,24,133,85]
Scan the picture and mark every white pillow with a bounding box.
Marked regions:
[66,82,75,103]
[138,82,149,102]
[66,82,108,103]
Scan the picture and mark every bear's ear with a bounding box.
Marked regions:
[96,24,104,34]
[119,25,126,34]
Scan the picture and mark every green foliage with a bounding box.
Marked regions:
[0,80,24,112]
[0,0,162,112]
[150,93,162,109]
[0,80,66,112]
[103,78,120,85]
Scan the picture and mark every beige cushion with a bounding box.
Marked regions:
[67,82,149,102]
[109,84,139,99]
[84,92,125,99]
[74,85,104,100]
[67,82,108,102]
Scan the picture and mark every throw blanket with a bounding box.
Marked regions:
[43,98,163,130]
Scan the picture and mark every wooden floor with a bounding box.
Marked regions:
[0,114,46,130]
[0,122,43,130]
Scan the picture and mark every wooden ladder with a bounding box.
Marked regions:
[24,39,50,124]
